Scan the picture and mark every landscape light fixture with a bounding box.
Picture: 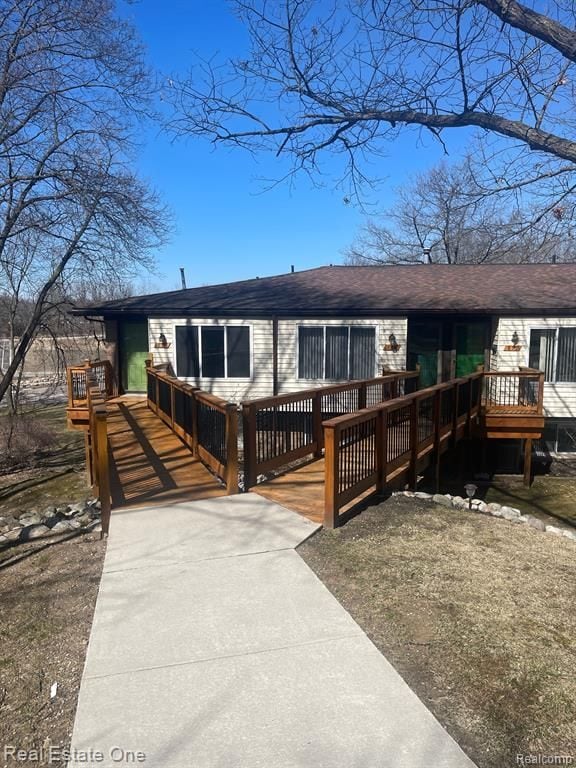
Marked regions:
[464,483,478,509]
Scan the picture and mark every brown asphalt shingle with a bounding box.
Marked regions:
[78,264,576,317]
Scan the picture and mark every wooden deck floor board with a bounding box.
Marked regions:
[107,398,226,508]
[252,460,326,524]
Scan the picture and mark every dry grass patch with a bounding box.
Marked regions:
[0,404,89,520]
[298,496,576,768]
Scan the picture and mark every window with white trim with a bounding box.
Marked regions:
[529,327,576,383]
[298,325,376,380]
[175,325,250,379]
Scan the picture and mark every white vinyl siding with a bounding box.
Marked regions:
[493,317,576,417]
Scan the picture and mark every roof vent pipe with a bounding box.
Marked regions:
[291,265,295,273]
[422,247,431,262]
[180,267,187,290]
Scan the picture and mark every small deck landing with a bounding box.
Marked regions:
[253,461,326,524]
[107,398,227,508]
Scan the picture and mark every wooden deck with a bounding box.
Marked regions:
[253,460,326,524]
[107,398,227,508]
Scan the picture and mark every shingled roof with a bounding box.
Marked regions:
[79,264,576,318]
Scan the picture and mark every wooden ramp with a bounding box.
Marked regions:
[107,398,227,508]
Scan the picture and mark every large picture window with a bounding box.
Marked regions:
[529,327,576,383]
[298,325,376,380]
[176,325,250,379]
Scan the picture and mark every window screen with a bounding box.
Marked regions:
[557,328,576,382]
[175,326,200,377]
[299,327,324,378]
[350,327,376,379]
[227,326,250,378]
[529,329,555,381]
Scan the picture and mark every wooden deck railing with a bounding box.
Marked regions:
[146,363,239,494]
[241,371,420,489]
[483,368,544,413]
[66,359,116,407]
[84,372,111,536]
[323,371,487,528]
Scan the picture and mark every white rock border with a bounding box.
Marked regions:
[0,499,102,549]
[395,490,576,543]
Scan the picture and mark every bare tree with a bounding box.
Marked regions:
[345,157,574,265]
[172,0,576,206]
[0,0,169,408]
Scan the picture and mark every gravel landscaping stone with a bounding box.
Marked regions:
[432,494,452,507]
[26,524,51,539]
[524,515,546,531]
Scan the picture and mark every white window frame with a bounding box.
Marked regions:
[173,322,253,380]
[527,326,576,384]
[296,323,378,381]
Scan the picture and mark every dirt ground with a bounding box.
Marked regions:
[299,495,576,768]
[0,533,106,766]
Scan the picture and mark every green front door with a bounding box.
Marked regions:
[408,322,441,388]
[455,322,487,378]
[119,319,149,392]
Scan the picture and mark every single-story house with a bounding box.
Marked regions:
[76,263,576,455]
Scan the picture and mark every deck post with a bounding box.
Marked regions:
[523,438,533,486]
[242,403,257,490]
[358,382,367,411]
[170,380,176,431]
[451,382,459,448]
[191,391,199,456]
[313,390,323,456]
[94,405,111,537]
[85,432,93,487]
[324,424,339,528]
[466,379,475,437]
[375,409,388,493]
[433,389,442,492]
[537,372,545,414]
[225,404,239,494]
[90,406,99,498]
[409,397,419,490]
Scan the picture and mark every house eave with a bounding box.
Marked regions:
[71,306,576,320]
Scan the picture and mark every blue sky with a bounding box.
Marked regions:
[126,0,472,292]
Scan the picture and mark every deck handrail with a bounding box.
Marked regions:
[241,371,420,489]
[145,362,238,494]
[323,369,543,528]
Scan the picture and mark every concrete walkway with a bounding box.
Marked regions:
[70,493,476,768]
